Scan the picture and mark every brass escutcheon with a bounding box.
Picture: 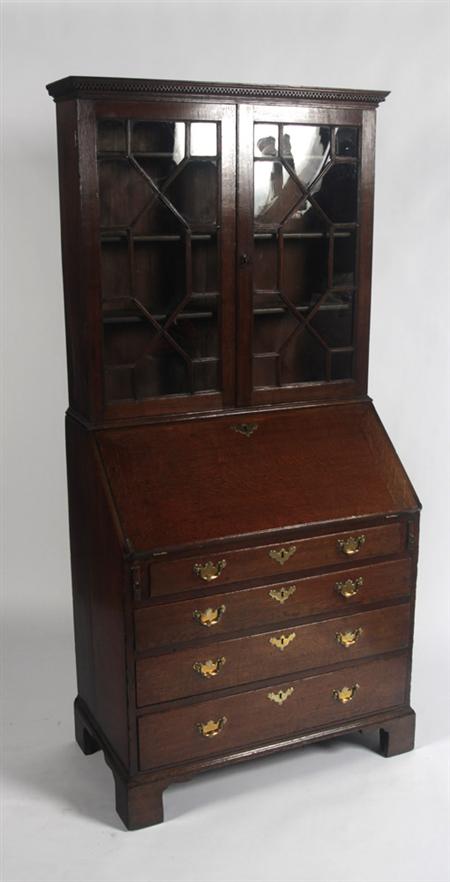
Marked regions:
[337,535,366,556]
[269,546,297,566]
[336,576,364,598]
[336,627,363,648]
[193,559,227,582]
[230,423,258,438]
[269,632,296,651]
[193,605,226,627]
[196,717,227,738]
[333,684,360,704]
[267,687,294,705]
[193,657,226,678]
[269,585,296,604]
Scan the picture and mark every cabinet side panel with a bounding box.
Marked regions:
[66,416,129,766]
[55,100,102,421]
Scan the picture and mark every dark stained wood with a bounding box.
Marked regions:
[136,603,410,706]
[147,521,407,597]
[135,557,412,650]
[138,653,409,769]
[380,708,416,756]
[49,77,419,830]
[96,402,418,552]
[66,417,129,766]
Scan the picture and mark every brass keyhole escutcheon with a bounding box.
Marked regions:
[269,632,296,651]
[267,687,294,705]
[269,546,297,566]
[269,585,296,604]
[230,423,258,438]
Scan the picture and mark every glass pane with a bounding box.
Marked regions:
[335,127,358,158]
[281,125,331,185]
[310,292,354,347]
[168,161,217,226]
[283,235,329,306]
[190,123,217,156]
[132,121,185,160]
[254,236,277,290]
[254,124,278,157]
[98,116,221,403]
[333,232,356,286]
[314,164,358,223]
[254,161,295,221]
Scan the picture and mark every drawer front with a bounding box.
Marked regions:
[138,653,409,769]
[136,603,410,706]
[136,558,412,651]
[149,522,407,598]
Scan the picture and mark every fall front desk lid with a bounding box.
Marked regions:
[96,401,419,553]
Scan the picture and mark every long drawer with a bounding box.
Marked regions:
[136,603,410,706]
[149,522,407,598]
[136,558,412,651]
[138,653,409,769]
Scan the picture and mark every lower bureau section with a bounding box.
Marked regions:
[138,653,409,770]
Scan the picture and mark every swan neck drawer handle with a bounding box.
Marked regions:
[197,717,227,738]
[193,605,226,627]
[193,559,227,581]
[336,577,363,598]
[193,657,226,678]
[337,535,366,555]
[336,628,363,648]
[333,684,360,703]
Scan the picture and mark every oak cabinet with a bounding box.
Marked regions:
[47,76,419,830]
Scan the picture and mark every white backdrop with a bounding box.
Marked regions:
[3,3,450,881]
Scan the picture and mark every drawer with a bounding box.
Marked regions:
[149,522,407,598]
[136,558,412,651]
[136,602,410,706]
[138,653,409,769]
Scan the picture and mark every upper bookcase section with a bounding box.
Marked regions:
[47,76,389,106]
[48,77,388,425]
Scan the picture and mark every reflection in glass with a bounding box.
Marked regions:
[254,124,279,157]
[335,127,358,157]
[314,164,358,223]
[281,126,330,185]
[132,121,185,162]
[190,122,217,156]
[254,161,292,219]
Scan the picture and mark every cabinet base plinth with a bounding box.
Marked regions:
[73,696,416,830]
[380,709,416,757]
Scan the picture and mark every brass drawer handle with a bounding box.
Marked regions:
[268,687,294,705]
[333,684,359,704]
[193,657,226,678]
[269,546,297,566]
[269,585,296,604]
[197,717,227,738]
[193,559,227,581]
[336,627,363,648]
[193,605,226,627]
[336,577,363,598]
[337,535,366,555]
[269,632,296,651]
[231,423,258,438]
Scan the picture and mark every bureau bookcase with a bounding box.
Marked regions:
[47,76,420,829]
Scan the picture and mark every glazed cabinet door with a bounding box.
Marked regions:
[80,99,236,420]
[236,103,375,406]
